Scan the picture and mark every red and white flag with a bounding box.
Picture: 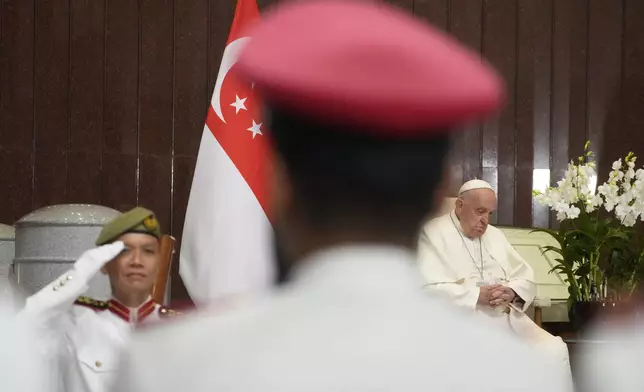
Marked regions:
[179,0,274,306]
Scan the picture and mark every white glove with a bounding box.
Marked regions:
[74,241,125,280]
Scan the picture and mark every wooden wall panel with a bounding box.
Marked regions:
[413,0,448,29]
[174,0,209,158]
[0,0,35,224]
[621,0,644,145]
[68,0,105,204]
[172,0,211,300]
[516,0,553,229]
[482,0,517,226]
[449,0,483,193]
[33,0,69,209]
[2,0,644,302]
[138,0,174,253]
[588,0,623,180]
[103,0,138,156]
[70,0,105,153]
[102,0,139,214]
[139,0,174,158]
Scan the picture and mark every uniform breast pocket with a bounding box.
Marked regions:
[78,342,118,377]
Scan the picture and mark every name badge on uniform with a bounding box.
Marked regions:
[476,280,488,287]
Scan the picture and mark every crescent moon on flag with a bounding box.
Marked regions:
[211,37,252,124]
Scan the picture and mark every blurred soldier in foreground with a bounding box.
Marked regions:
[577,307,644,392]
[0,290,48,391]
[112,1,567,391]
[18,207,170,392]
[418,180,572,387]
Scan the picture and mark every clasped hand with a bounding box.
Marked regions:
[477,284,516,308]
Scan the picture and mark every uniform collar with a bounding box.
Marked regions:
[108,296,156,323]
[291,244,423,298]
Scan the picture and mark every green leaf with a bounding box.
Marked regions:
[541,245,563,257]
[531,228,565,246]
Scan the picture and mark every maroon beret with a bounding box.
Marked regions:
[235,0,505,136]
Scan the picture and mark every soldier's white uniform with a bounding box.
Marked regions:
[113,0,568,391]
[577,314,644,392]
[113,246,568,392]
[18,243,164,392]
[0,306,49,391]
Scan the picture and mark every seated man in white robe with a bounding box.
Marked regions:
[418,179,572,384]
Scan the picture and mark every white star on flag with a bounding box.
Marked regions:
[230,95,247,114]
[247,120,263,138]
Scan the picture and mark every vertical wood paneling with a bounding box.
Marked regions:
[34,0,69,151]
[139,0,174,156]
[33,0,70,208]
[482,0,517,225]
[103,0,138,211]
[70,0,104,153]
[208,0,235,98]
[412,0,447,29]
[449,0,483,192]
[587,0,623,178]
[515,0,536,228]
[516,0,553,228]
[138,155,172,231]
[170,156,196,304]
[34,149,67,208]
[68,0,105,204]
[551,0,573,228]
[138,0,173,241]
[567,0,589,163]
[0,0,35,223]
[0,0,35,152]
[385,0,413,14]
[622,0,644,144]
[0,150,35,223]
[172,0,210,302]
[104,0,138,155]
[67,152,102,203]
[174,0,209,158]
[101,153,137,212]
[3,0,644,302]
[530,0,553,229]
[413,0,453,188]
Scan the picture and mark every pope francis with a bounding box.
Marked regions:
[418,179,572,386]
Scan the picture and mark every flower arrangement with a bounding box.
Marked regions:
[532,142,644,305]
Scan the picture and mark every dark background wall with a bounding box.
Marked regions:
[1,0,644,301]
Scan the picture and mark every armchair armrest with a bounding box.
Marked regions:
[532,296,551,327]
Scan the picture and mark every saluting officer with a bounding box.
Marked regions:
[19,207,174,392]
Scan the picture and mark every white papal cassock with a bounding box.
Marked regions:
[418,211,572,388]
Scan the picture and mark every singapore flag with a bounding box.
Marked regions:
[179,0,274,306]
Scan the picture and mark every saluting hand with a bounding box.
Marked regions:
[489,286,516,307]
[75,241,125,278]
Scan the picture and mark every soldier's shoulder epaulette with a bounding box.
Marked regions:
[158,306,181,319]
[74,296,108,311]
